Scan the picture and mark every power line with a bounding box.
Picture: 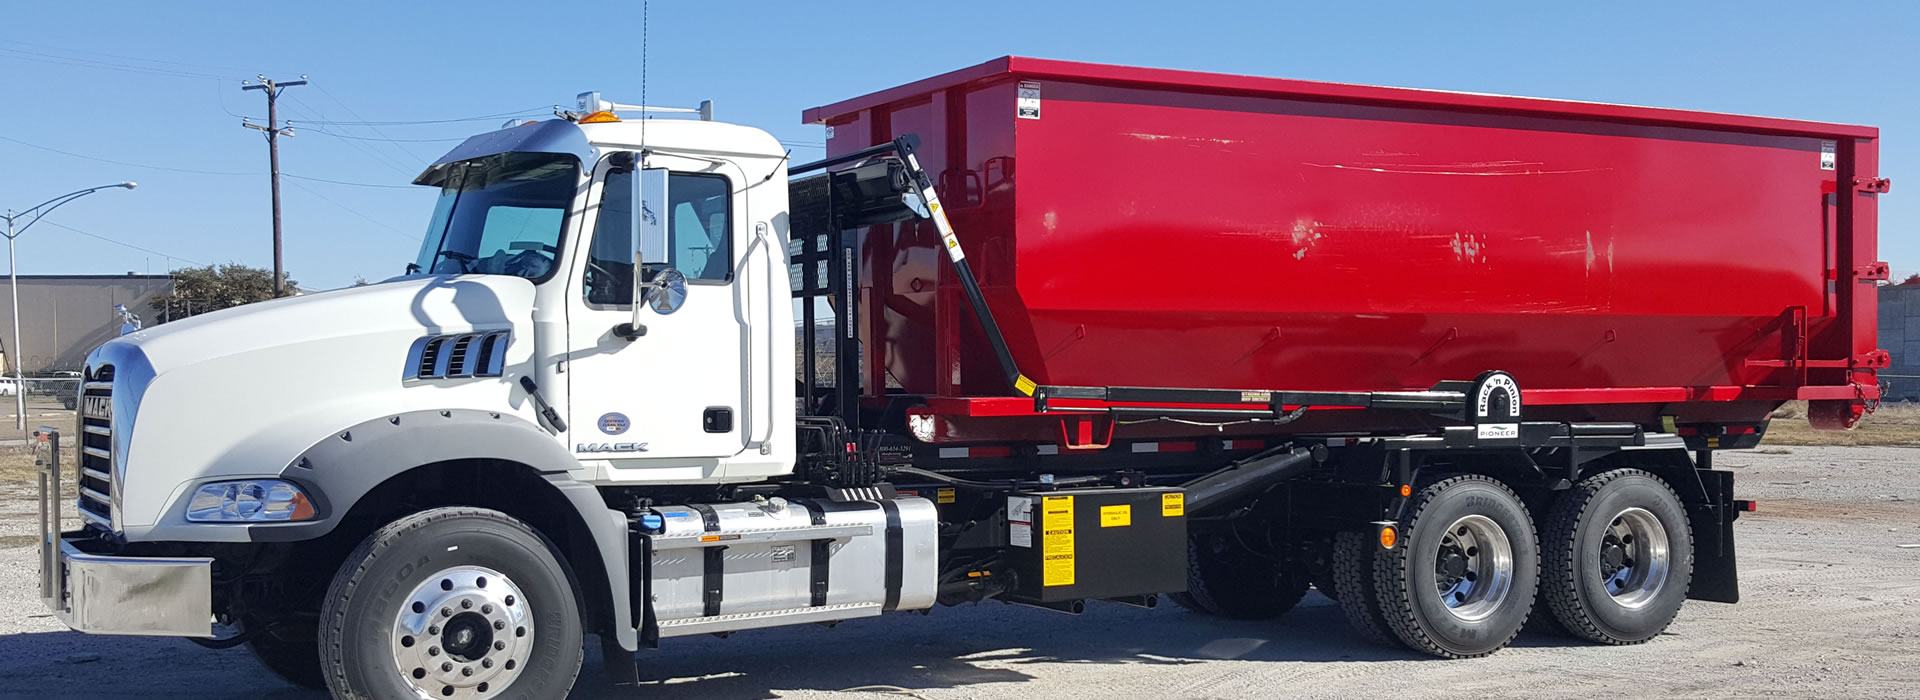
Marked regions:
[0,133,412,189]
[285,180,421,241]
[0,134,254,176]
[0,39,276,77]
[0,46,237,81]
[303,127,469,143]
[38,220,204,266]
[309,83,436,163]
[286,106,553,127]
[283,174,416,189]
[284,94,423,175]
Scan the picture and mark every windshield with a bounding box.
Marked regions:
[412,152,579,280]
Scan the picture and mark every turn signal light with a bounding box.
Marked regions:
[1378,525,1398,550]
[1399,484,1413,497]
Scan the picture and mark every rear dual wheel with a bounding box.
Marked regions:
[1540,469,1693,645]
[1367,474,1540,658]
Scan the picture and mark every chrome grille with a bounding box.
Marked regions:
[77,379,114,531]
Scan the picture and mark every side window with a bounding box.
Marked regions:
[669,174,732,282]
[583,170,732,305]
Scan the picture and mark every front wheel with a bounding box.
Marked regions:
[1374,474,1539,658]
[1541,468,1693,644]
[320,507,584,699]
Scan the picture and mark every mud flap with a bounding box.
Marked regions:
[1686,468,1740,604]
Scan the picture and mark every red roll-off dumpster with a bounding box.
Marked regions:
[802,57,1885,440]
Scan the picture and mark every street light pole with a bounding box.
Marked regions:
[3,182,137,431]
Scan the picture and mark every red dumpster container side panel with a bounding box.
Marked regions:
[806,58,1880,436]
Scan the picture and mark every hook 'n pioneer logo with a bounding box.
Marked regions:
[1471,371,1521,441]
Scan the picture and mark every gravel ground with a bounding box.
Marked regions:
[0,446,1914,699]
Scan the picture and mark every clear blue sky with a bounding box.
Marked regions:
[2,1,1914,289]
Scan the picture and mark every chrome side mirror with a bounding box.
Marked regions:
[618,166,674,339]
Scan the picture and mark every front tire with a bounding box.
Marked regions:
[1541,468,1693,644]
[1374,474,1539,658]
[320,507,584,700]
[1170,529,1311,619]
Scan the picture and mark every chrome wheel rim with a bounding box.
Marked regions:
[1600,507,1670,609]
[1433,514,1515,622]
[391,566,533,699]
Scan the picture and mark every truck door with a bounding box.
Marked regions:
[565,155,746,473]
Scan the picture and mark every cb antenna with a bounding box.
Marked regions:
[640,0,649,156]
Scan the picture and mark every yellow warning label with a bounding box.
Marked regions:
[936,487,956,504]
[1042,495,1075,587]
[1013,375,1037,397]
[1100,505,1131,528]
[1162,492,1185,517]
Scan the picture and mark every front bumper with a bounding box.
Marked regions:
[39,442,213,637]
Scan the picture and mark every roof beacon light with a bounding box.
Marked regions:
[574,91,714,121]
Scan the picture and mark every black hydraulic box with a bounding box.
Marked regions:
[1005,487,1187,604]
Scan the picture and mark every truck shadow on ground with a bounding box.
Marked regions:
[604,594,1584,699]
[0,594,1587,699]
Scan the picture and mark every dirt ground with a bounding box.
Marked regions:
[0,445,1914,699]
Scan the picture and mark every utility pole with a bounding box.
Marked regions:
[241,74,306,297]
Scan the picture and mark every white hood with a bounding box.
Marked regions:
[90,275,542,535]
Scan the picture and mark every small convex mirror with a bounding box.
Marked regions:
[646,268,687,315]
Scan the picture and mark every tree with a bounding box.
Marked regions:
[150,264,298,323]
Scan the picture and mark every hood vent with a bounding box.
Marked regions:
[406,331,510,380]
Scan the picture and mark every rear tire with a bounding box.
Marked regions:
[319,507,584,700]
[1331,531,1399,646]
[1542,468,1693,645]
[1170,530,1310,620]
[1374,474,1539,658]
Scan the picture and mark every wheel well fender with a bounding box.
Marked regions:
[261,409,637,650]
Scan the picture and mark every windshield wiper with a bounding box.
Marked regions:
[431,250,475,274]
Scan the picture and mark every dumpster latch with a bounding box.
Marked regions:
[1854,349,1891,369]
[1854,261,1890,281]
[1853,176,1890,193]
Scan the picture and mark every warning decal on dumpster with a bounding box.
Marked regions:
[1821,141,1837,170]
[1017,81,1042,120]
[1042,495,1075,586]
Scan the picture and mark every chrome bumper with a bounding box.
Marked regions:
[39,432,213,637]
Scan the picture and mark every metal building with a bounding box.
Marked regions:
[1879,284,1920,401]
[0,274,171,373]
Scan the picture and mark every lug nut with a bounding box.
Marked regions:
[493,620,506,631]
[429,625,440,635]
[481,604,493,614]
[461,599,473,610]
[493,641,506,651]
[442,607,452,618]
[462,667,473,677]
[442,662,453,672]
[482,659,493,669]
[428,647,440,656]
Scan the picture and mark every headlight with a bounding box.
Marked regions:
[185,480,317,522]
